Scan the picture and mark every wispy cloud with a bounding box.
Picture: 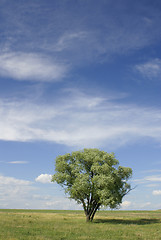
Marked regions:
[0,175,31,185]
[142,170,161,173]
[135,58,161,80]
[44,197,82,210]
[133,175,161,185]
[0,174,35,209]
[1,1,161,67]
[144,176,161,182]
[0,89,161,148]
[0,52,69,82]
[146,184,159,188]
[54,31,88,52]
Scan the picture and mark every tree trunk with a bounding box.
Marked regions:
[85,203,101,222]
[90,204,100,222]
[86,212,94,222]
[86,215,90,222]
[85,209,96,222]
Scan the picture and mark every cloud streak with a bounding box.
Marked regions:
[0,161,28,164]
[0,89,161,149]
[7,161,28,164]
[133,174,161,185]
[145,176,161,182]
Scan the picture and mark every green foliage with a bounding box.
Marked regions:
[52,148,132,221]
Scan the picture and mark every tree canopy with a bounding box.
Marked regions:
[52,148,132,222]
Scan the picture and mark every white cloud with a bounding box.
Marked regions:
[35,174,52,184]
[120,198,152,210]
[0,174,35,209]
[0,52,68,82]
[0,173,81,209]
[153,190,161,196]
[0,175,31,185]
[136,58,161,80]
[44,197,82,210]
[121,201,131,209]
[135,202,152,210]
[0,89,161,148]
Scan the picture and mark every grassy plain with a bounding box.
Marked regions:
[0,209,161,240]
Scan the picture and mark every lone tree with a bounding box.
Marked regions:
[52,148,132,222]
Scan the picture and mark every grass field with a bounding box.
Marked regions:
[0,209,161,240]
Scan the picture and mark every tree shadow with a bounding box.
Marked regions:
[94,218,160,225]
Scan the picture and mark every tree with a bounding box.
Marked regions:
[52,148,132,222]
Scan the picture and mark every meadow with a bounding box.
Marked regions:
[0,209,161,240]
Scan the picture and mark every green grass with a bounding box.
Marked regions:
[0,209,161,239]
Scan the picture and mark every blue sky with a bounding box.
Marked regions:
[0,0,161,210]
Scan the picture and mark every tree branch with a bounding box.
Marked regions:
[123,185,136,197]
